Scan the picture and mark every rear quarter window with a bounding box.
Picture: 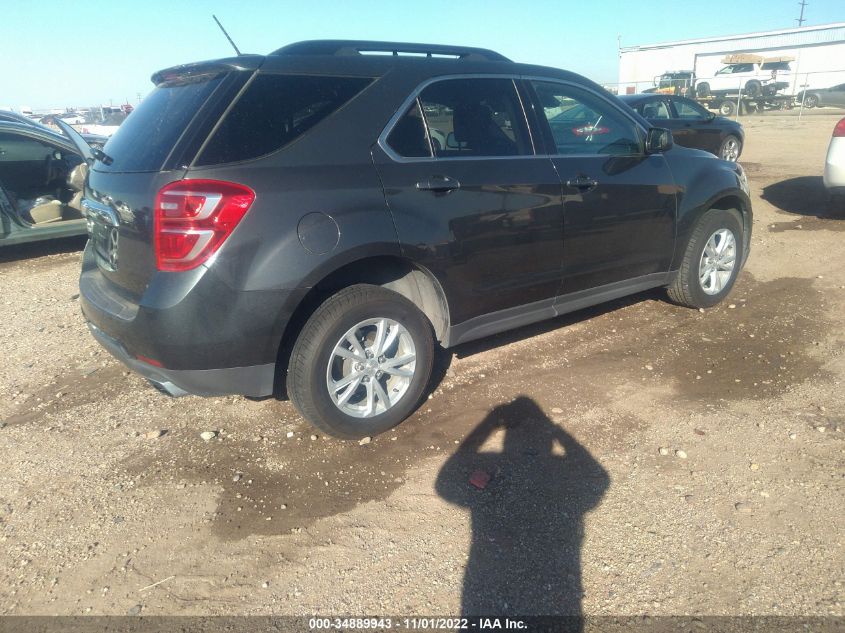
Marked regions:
[195,74,372,166]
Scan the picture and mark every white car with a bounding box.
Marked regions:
[78,112,128,138]
[60,114,86,125]
[824,117,845,200]
[696,55,792,98]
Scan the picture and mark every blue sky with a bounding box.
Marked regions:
[1,0,842,109]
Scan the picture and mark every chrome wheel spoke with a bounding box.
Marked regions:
[333,370,363,392]
[710,269,722,293]
[364,379,375,417]
[346,334,366,357]
[384,353,415,369]
[336,376,363,406]
[373,379,391,411]
[381,325,400,355]
[372,319,387,356]
[334,347,361,362]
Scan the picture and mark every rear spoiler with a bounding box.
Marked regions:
[151,55,264,85]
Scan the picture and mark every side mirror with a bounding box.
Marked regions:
[646,127,673,153]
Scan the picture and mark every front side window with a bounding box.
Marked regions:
[673,99,711,120]
[531,81,641,156]
[416,78,532,158]
[639,100,671,119]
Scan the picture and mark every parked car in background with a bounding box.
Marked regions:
[696,54,792,98]
[0,121,89,245]
[825,117,845,202]
[80,112,128,137]
[0,110,108,149]
[619,94,744,162]
[798,83,845,109]
[59,113,86,125]
[69,40,751,439]
[644,70,695,96]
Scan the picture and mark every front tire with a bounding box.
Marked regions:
[719,135,742,162]
[667,209,744,309]
[287,284,434,439]
[804,94,819,108]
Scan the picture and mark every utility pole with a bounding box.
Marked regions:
[796,0,808,26]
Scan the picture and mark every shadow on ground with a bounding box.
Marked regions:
[436,396,608,617]
[762,177,845,231]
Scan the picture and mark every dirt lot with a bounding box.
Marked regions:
[1,112,844,619]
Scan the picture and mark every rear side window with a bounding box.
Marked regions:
[196,74,372,166]
[418,78,532,158]
[100,73,226,172]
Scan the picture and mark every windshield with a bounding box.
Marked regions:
[97,73,226,172]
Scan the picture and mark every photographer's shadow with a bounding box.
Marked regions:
[436,397,609,616]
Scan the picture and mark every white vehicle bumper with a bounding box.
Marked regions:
[824,136,845,190]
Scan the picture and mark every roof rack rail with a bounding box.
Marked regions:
[272,40,510,62]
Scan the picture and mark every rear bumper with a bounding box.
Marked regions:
[80,242,304,398]
[824,139,845,189]
[88,321,275,397]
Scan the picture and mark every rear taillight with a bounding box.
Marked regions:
[154,179,255,272]
[834,118,845,138]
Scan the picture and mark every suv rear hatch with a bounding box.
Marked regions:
[81,57,262,300]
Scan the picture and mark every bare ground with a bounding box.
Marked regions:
[0,113,843,617]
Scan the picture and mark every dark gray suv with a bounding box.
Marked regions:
[72,40,752,439]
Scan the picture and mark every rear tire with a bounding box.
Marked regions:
[287,284,434,439]
[667,208,744,309]
[719,100,737,116]
[745,80,762,98]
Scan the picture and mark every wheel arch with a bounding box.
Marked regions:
[272,254,450,396]
[672,186,752,272]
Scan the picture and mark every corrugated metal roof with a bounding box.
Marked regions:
[620,21,845,52]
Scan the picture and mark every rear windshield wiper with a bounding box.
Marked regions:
[91,147,114,166]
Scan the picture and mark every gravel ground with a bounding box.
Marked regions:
[0,113,843,618]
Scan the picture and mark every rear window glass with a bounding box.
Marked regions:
[99,73,225,172]
[196,74,372,166]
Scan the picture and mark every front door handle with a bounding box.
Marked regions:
[416,175,461,192]
[565,176,598,192]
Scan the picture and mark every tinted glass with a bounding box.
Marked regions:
[386,100,431,157]
[639,100,671,119]
[531,81,641,156]
[0,133,54,162]
[673,99,710,119]
[100,73,225,172]
[197,74,371,166]
[417,78,532,157]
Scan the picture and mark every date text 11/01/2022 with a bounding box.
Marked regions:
[308,617,528,629]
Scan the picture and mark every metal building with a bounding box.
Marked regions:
[617,22,845,95]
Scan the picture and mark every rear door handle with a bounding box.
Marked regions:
[416,175,461,192]
[565,176,598,192]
